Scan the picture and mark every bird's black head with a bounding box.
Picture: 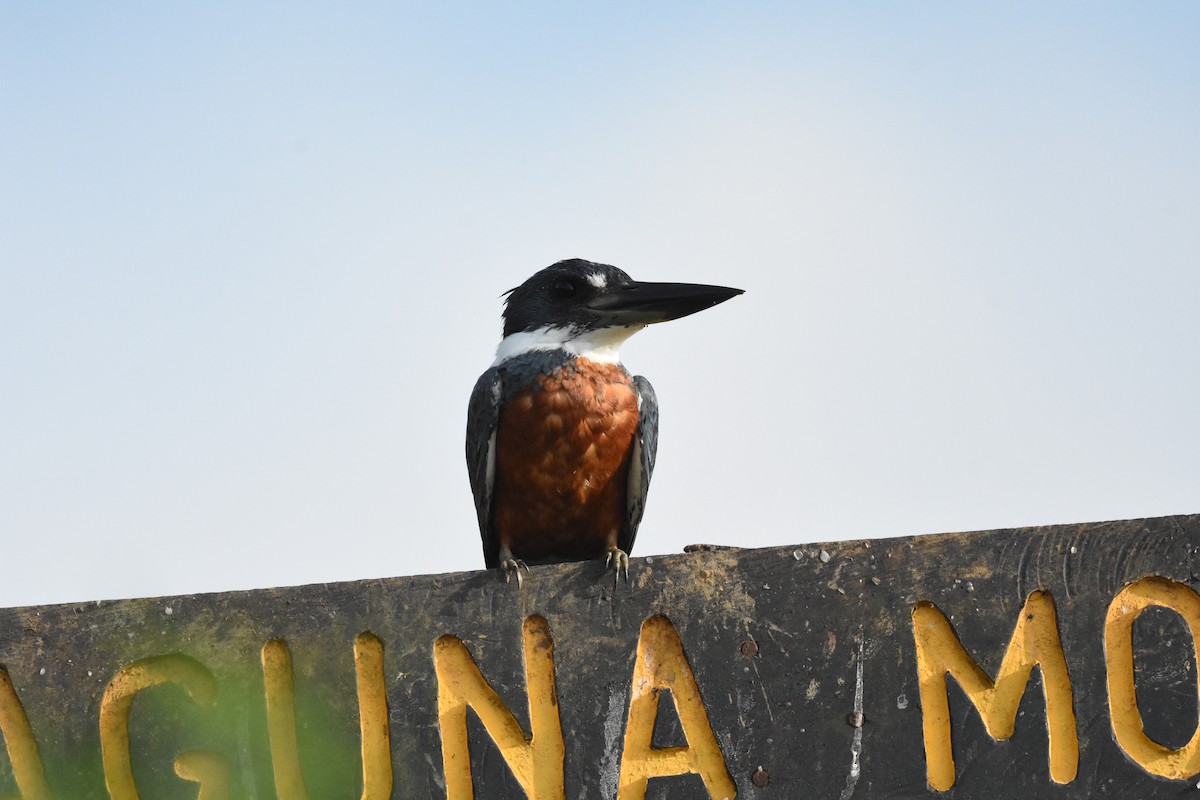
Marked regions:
[501,258,743,338]
[502,259,634,337]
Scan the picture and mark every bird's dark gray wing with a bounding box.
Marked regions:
[466,368,503,568]
[622,375,659,555]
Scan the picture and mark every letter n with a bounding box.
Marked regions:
[617,615,735,800]
[434,615,563,800]
[911,590,1078,791]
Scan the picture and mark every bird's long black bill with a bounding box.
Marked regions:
[586,280,744,326]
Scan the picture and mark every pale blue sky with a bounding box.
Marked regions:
[2,3,1198,607]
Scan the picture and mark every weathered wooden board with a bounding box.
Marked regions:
[1,514,1198,799]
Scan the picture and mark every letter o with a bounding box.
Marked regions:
[1105,576,1200,779]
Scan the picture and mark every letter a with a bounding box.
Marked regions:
[617,615,735,800]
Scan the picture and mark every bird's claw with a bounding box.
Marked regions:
[501,558,529,587]
[606,548,630,588]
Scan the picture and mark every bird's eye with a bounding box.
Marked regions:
[553,278,577,298]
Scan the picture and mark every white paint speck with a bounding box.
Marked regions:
[838,634,866,800]
[897,693,909,710]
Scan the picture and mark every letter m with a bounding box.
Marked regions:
[911,590,1078,791]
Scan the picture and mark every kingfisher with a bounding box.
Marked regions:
[466,258,743,585]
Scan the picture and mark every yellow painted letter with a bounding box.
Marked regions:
[434,615,564,800]
[0,665,52,800]
[617,615,735,800]
[1106,576,1200,779]
[261,632,392,800]
[174,750,231,800]
[99,654,219,800]
[912,591,1077,791]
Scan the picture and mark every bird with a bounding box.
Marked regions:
[466,258,743,586]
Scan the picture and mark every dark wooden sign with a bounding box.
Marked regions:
[1,514,1198,799]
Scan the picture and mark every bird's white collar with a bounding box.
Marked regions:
[492,324,643,366]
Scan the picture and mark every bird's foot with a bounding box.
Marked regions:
[500,557,529,587]
[606,547,630,588]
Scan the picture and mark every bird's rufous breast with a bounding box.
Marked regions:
[493,358,639,563]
